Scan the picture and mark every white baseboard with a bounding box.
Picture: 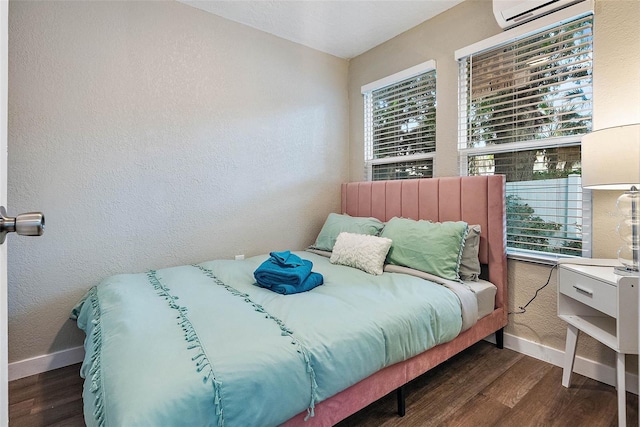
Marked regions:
[8,346,85,381]
[486,333,638,395]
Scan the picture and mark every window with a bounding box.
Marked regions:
[457,14,593,259]
[362,60,436,181]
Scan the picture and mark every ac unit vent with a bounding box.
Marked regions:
[493,0,585,29]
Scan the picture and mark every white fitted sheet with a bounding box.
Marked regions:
[464,278,497,319]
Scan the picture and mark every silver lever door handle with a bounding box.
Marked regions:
[0,206,45,244]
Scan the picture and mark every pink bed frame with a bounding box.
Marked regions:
[282,175,507,426]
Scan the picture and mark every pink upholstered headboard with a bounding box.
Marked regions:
[341,175,507,312]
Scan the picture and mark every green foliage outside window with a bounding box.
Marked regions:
[507,194,582,256]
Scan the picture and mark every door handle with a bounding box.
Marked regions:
[0,206,45,244]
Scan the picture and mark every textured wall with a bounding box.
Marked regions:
[348,0,640,370]
[7,1,349,362]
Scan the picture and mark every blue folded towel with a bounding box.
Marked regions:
[255,254,312,286]
[254,251,324,294]
[256,271,324,295]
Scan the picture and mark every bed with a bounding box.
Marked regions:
[72,175,507,427]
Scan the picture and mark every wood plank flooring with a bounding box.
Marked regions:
[9,341,638,426]
[9,361,84,427]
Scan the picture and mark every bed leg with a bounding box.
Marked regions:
[495,328,504,349]
[396,385,406,417]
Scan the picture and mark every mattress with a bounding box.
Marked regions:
[465,279,497,320]
[72,251,466,427]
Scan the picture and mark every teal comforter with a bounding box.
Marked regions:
[72,251,462,427]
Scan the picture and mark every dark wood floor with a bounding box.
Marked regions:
[9,341,638,426]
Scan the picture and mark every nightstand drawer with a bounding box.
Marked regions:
[558,267,616,317]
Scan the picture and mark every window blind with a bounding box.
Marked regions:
[372,159,434,181]
[458,15,593,258]
[364,68,436,181]
[468,147,585,256]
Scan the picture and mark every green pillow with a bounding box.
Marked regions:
[381,217,468,281]
[312,213,385,251]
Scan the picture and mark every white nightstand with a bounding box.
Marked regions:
[557,260,638,427]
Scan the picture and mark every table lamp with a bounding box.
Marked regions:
[582,123,640,275]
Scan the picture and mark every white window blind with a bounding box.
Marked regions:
[363,62,436,181]
[458,15,593,258]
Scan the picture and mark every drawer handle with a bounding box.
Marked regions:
[573,285,593,296]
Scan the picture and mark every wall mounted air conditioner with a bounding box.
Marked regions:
[493,0,585,29]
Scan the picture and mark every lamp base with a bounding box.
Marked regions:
[614,265,639,276]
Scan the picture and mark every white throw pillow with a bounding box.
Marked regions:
[330,232,392,275]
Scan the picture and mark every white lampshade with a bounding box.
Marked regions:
[582,124,640,274]
[581,124,640,190]
[582,124,640,190]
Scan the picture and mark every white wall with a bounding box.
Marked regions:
[7,1,349,363]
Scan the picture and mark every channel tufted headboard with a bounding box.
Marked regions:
[341,175,507,314]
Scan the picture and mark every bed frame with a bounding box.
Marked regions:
[282,175,507,426]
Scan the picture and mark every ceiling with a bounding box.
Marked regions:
[179,1,466,59]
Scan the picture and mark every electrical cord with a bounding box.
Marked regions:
[509,264,557,315]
